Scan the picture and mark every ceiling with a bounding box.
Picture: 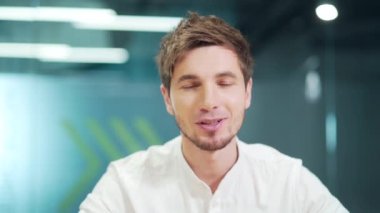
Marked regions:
[0,0,379,79]
[99,0,380,52]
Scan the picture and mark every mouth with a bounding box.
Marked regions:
[196,118,226,132]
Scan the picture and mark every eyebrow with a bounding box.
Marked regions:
[176,74,199,84]
[215,71,238,79]
[175,71,238,84]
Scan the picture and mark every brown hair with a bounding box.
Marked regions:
[156,12,253,90]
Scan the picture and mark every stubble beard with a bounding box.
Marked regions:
[174,112,245,152]
[181,129,235,151]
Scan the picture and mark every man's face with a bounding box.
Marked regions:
[161,45,252,151]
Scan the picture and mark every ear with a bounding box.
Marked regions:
[160,84,174,115]
[244,78,253,109]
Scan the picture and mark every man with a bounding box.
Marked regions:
[80,12,348,212]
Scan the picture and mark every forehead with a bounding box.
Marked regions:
[172,45,242,80]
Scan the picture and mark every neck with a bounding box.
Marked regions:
[181,137,238,193]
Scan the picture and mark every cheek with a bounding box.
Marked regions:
[225,93,247,118]
[225,90,246,105]
[171,95,193,115]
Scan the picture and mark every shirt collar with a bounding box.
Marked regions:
[174,136,244,197]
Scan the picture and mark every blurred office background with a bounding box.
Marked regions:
[0,0,379,212]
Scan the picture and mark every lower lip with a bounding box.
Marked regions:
[197,119,225,132]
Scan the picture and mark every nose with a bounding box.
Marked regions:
[199,83,219,112]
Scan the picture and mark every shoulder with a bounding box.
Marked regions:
[238,141,348,212]
[79,137,181,212]
[238,141,304,192]
[110,136,180,176]
[239,141,302,167]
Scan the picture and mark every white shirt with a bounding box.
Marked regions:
[80,136,348,213]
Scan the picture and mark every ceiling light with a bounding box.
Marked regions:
[315,4,339,21]
[0,6,181,32]
[0,6,116,23]
[74,15,182,32]
[0,43,128,64]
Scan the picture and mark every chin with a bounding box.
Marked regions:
[192,134,235,151]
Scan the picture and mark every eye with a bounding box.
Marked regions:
[217,80,234,87]
[180,82,200,89]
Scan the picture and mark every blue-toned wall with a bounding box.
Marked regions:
[0,73,178,212]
